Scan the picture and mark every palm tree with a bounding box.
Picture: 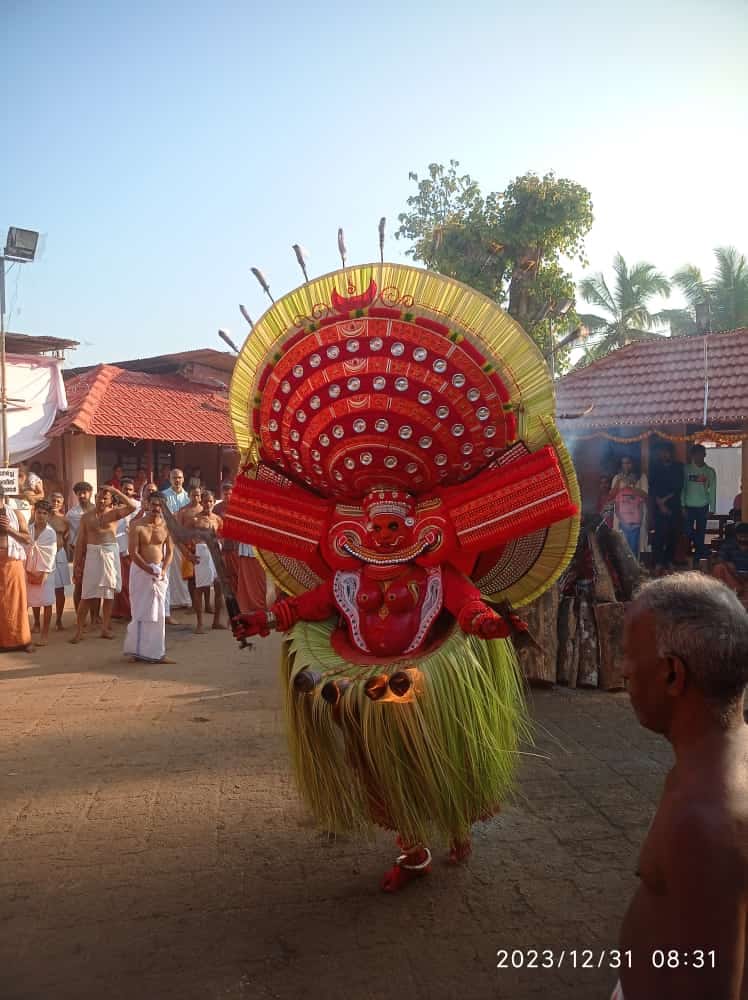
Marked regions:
[665,246,748,335]
[576,253,671,362]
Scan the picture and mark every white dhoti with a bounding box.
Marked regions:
[82,541,122,600]
[167,548,192,608]
[124,561,168,662]
[194,542,216,589]
[53,548,72,591]
[26,526,58,608]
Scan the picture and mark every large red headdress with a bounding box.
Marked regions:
[223,262,580,605]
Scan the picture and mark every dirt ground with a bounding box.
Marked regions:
[0,611,671,1000]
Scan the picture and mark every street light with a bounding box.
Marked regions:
[1,226,40,465]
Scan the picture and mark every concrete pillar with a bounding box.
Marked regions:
[65,433,98,505]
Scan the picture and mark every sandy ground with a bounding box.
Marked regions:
[0,611,671,1000]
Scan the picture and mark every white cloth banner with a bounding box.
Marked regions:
[6,353,68,464]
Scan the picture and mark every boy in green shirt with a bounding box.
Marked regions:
[682,444,717,560]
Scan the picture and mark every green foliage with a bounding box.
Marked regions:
[575,253,671,365]
[396,161,593,365]
[669,247,748,335]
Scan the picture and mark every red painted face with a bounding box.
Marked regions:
[366,513,413,552]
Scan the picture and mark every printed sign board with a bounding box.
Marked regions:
[0,468,19,495]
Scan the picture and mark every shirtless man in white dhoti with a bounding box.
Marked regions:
[26,501,58,646]
[124,495,174,663]
[70,486,138,643]
[191,491,225,634]
[48,493,71,630]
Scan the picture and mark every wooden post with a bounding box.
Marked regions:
[556,596,578,687]
[145,440,154,483]
[516,586,560,686]
[576,594,599,688]
[595,602,627,691]
[742,433,748,523]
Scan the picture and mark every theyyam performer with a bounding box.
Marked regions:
[224,234,580,891]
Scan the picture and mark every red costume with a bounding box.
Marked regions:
[225,260,580,891]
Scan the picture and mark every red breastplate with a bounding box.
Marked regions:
[334,565,443,656]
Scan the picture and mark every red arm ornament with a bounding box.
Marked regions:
[442,563,526,640]
[232,578,337,639]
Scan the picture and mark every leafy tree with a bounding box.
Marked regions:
[575,253,671,364]
[396,161,593,364]
[663,246,748,335]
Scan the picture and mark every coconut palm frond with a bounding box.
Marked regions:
[628,261,671,299]
[579,274,616,316]
[672,264,708,306]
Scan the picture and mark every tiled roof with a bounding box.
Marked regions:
[48,365,235,444]
[555,328,748,429]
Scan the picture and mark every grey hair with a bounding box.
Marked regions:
[634,572,748,706]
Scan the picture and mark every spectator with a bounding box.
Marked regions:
[112,478,141,621]
[17,462,44,509]
[618,574,748,999]
[133,467,148,494]
[681,443,717,562]
[712,522,748,608]
[596,474,614,528]
[0,482,32,652]
[610,455,648,556]
[731,483,743,522]
[158,465,172,491]
[30,461,43,479]
[214,482,237,595]
[67,482,96,622]
[48,492,71,631]
[26,500,58,646]
[161,469,192,614]
[649,443,684,573]
[42,462,64,499]
[107,465,124,491]
[187,467,203,491]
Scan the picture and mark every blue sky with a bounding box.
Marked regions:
[3,0,747,366]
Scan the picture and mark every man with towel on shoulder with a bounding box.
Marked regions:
[124,492,174,664]
[70,485,138,643]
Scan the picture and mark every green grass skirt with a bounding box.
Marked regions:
[283,619,531,846]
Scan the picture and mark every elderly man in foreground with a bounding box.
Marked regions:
[616,573,748,1000]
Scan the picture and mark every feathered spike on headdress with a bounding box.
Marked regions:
[250,267,274,302]
[292,244,310,283]
[238,304,254,329]
[378,217,386,263]
[218,328,241,354]
[337,228,347,268]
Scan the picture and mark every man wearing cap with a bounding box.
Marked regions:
[0,482,33,652]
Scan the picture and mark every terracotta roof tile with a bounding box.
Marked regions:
[555,328,748,429]
[49,365,235,444]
